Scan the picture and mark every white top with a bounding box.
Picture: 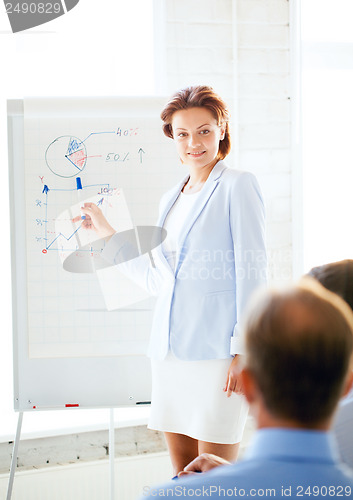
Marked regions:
[162,190,201,270]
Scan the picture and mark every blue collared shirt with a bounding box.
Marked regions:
[140,428,353,499]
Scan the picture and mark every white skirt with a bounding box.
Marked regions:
[148,351,249,444]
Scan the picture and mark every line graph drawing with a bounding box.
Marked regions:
[36,179,130,276]
[39,180,112,255]
[45,225,81,252]
[37,177,166,275]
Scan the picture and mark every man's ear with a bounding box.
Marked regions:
[342,370,353,399]
[241,367,258,404]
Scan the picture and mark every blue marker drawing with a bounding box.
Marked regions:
[78,131,115,146]
[45,135,88,178]
[39,178,111,253]
[67,138,81,156]
[46,226,81,251]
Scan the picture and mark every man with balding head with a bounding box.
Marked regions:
[141,280,353,499]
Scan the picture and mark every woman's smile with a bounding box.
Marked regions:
[188,150,206,158]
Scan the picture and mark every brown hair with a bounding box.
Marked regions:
[308,259,353,311]
[160,85,231,161]
[244,279,353,426]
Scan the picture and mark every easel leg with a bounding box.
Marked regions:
[6,411,23,500]
[109,408,115,500]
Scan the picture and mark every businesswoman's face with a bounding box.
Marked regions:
[171,107,225,170]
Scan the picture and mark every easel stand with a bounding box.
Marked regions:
[7,409,116,500]
[6,412,23,500]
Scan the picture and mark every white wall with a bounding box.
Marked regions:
[164,0,292,285]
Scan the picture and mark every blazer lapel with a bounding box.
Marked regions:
[153,161,227,275]
[157,176,189,228]
[174,161,227,270]
[154,175,189,274]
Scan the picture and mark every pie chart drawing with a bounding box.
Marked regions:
[45,135,87,178]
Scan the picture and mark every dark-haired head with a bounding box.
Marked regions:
[308,259,353,311]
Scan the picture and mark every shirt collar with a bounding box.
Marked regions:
[244,428,340,464]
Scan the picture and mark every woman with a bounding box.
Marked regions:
[75,86,267,474]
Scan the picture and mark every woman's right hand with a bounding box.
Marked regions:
[72,202,116,240]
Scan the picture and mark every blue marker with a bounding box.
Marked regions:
[76,177,86,219]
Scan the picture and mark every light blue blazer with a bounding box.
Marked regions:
[102,161,267,361]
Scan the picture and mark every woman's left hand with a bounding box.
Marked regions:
[224,355,244,397]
